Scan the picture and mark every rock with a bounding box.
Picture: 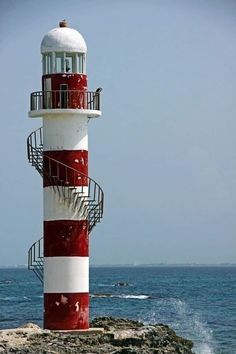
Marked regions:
[91,317,143,331]
[115,282,129,287]
[0,317,195,354]
[20,323,41,330]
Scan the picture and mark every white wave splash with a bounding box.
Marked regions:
[172,299,215,354]
[91,294,150,300]
[0,296,31,301]
[119,295,149,300]
[23,296,31,300]
[140,298,216,354]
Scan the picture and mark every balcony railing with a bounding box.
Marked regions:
[30,90,101,111]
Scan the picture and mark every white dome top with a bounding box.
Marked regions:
[41,26,87,54]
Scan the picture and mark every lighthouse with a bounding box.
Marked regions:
[27,21,104,330]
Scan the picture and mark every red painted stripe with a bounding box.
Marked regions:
[44,220,88,257]
[42,73,87,92]
[44,293,89,330]
[43,150,88,187]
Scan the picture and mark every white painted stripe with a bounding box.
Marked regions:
[43,115,88,151]
[44,256,89,293]
[44,186,89,221]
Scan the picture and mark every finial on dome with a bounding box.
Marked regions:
[59,20,67,28]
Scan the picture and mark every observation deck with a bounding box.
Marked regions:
[29,90,102,118]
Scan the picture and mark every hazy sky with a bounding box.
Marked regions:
[0,0,236,266]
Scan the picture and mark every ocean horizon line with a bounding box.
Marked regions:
[0,262,236,269]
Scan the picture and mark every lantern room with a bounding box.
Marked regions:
[42,52,86,75]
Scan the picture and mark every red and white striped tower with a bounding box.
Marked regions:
[28,21,102,330]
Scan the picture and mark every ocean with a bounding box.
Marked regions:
[0,266,235,354]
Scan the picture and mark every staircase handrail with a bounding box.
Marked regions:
[27,128,104,200]
[28,237,43,282]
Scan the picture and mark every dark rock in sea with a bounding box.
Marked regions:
[0,317,195,354]
[115,282,129,287]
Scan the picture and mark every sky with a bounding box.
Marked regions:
[0,0,236,266]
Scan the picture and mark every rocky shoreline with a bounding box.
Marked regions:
[0,317,195,354]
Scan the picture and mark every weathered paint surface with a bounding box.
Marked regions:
[44,220,88,256]
[43,150,88,187]
[42,74,87,109]
[44,293,89,330]
[43,73,87,91]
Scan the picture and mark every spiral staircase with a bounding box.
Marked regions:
[27,126,104,283]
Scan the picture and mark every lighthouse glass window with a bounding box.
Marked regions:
[65,55,73,73]
[77,54,85,73]
[43,53,85,74]
[42,53,52,74]
[55,53,65,73]
[65,53,82,73]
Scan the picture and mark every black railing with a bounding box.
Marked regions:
[28,237,43,282]
[30,90,101,111]
[27,127,43,175]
